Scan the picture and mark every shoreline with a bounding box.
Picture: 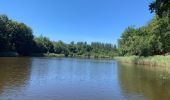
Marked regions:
[0,52,114,60]
[114,56,170,67]
[32,53,114,60]
[1,53,170,67]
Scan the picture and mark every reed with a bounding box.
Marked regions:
[115,55,170,67]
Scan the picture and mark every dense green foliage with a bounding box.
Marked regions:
[31,36,117,57]
[34,36,54,53]
[0,15,34,56]
[0,15,117,57]
[2,0,169,57]
[149,0,170,18]
[118,0,170,56]
[52,41,117,58]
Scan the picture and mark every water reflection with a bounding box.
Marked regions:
[0,58,121,100]
[1,57,170,100]
[0,57,32,98]
[27,58,122,100]
[118,63,170,100]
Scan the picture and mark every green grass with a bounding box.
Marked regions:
[69,54,113,59]
[114,55,170,67]
[44,53,65,57]
[31,53,65,57]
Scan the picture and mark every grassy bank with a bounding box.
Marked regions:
[114,56,170,67]
[31,53,65,57]
[31,53,114,59]
[0,52,114,59]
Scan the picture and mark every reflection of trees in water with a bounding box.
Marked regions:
[117,63,170,100]
[0,57,32,94]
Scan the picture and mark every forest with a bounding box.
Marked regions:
[0,16,117,57]
[0,0,170,59]
[118,0,170,56]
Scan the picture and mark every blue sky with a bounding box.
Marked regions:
[0,0,154,44]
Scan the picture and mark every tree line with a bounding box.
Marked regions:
[118,0,170,56]
[1,0,168,57]
[34,37,117,57]
[0,16,117,57]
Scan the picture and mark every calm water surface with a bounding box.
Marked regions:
[0,57,170,100]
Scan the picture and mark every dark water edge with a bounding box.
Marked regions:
[0,52,19,57]
[0,57,170,100]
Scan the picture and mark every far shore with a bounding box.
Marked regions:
[1,52,170,67]
[32,53,113,59]
[0,52,114,59]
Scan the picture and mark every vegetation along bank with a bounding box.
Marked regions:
[0,0,170,67]
[116,0,170,66]
[0,15,118,57]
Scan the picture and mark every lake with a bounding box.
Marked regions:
[0,57,170,100]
